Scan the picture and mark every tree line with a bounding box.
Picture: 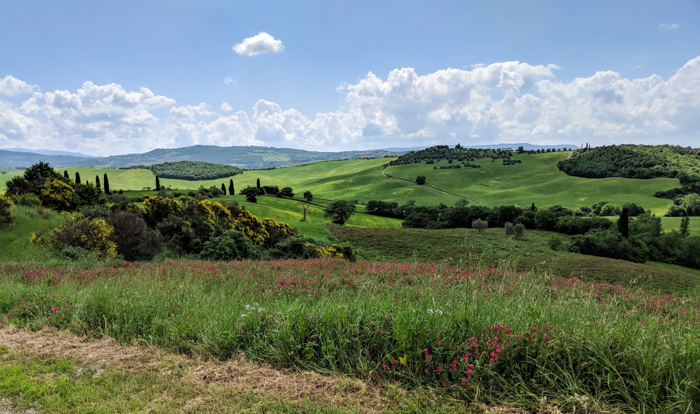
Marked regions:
[126,161,243,181]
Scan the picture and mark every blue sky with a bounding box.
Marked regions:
[0,0,698,155]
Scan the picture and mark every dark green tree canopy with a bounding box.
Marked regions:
[303,191,313,202]
[323,200,356,225]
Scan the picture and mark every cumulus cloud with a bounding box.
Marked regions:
[0,75,39,96]
[224,77,237,86]
[659,22,680,31]
[233,32,284,56]
[2,57,700,154]
[170,103,215,120]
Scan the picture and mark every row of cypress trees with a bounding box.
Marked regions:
[63,171,111,194]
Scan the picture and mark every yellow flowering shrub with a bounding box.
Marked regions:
[29,232,45,245]
[0,194,14,226]
[233,210,269,246]
[143,196,182,225]
[206,200,236,229]
[304,242,344,259]
[262,218,298,246]
[45,214,117,258]
[39,179,74,211]
[125,202,147,217]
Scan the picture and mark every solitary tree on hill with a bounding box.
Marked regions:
[531,202,537,212]
[301,202,310,221]
[323,200,356,225]
[75,172,81,185]
[256,178,260,189]
[221,183,226,195]
[95,175,101,191]
[103,173,110,194]
[64,170,69,179]
[155,176,161,191]
[229,179,234,195]
[680,215,690,238]
[303,191,313,202]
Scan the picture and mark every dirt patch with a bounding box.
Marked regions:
[0,325,386,412]
[0,398,38,414]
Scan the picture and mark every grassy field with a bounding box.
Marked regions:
[1,259,698,412]
[6,154,682,217]
[0,206,66,264]
[388,152,678,214]
[330,226,700,295]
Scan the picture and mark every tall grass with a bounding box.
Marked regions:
[1,259,698,412]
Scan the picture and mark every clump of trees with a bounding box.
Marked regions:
[128,161,243,181]
[558,144,700,179]
[323,200,356,225]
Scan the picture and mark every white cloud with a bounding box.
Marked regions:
[3,57,700,154]
[170,103,215,120]
[233,32,284,56]
[0,75,39,96]
[659,22,680,31]
[224,77,238,86]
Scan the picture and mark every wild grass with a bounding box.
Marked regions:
[1,259,698,412]
[329,226,700,295]
[0,206,66,264]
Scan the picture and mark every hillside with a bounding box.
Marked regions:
[386,152,678,214]
[558,144,700,179]
[61,145,403,169]
[0,150,91,168]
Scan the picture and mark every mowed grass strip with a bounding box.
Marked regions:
[387,152,678,214]
[329,226,700,295]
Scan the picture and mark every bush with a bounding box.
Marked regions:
[514,223,525,238]
[0,195,14,226]
[143,195,183,226]
[416,176,426,185]
[279,187,294,197]
[548,235,563,251]
[11,194,40,207]
[40,179,75,211]
[108,210,163,261]
[504,222,515,236]
[47,214,117,258]
[77,204,112,220]
[472,219,488,233]
[201,230,260,261]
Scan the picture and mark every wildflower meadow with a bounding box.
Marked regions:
[1,259,699,412]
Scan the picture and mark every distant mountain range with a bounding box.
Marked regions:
[2,148,99,158]
[0,143,578,169]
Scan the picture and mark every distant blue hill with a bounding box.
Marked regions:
[2,148,100,158]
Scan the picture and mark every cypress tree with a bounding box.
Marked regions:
[103,173,110,194]
[221,183,226,195]
[531,202,537,212]
[256,178,260,189]
[229,179,234,195]
[680,215,690,238]
[156,176,161,191]
[75,172,81,184]
[96,175,101,190]
[63,170,69,179]
[618,207,629,238]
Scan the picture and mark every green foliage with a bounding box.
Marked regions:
[0,194,14,226]
[142,160,243,181]
[618,207,630,238]
[200,230,260,261]
[303,190,313,202]
[240,186,258,203]
[681,215,690,238]
[416,175,426,185]
[39,213,117,258]
[472,218,488,233]
[39,179,75,211]
[10,194,40,207]
[23,161,65,189]
[323,200,356,225]
[389,145,517,167]
[279,187,294,197]
[72,182,104,207]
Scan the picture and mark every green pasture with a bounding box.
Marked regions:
[0,206,65,263]
[388,152,678,214]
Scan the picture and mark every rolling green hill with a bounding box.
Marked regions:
[387,152,678,214]
[59,145,402,169]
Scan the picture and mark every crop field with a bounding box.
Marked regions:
[388,152,678,214]
[1,259,698,412]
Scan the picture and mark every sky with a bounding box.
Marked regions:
[0,1,698,156]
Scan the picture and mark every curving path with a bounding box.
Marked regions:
[382,166,479,205]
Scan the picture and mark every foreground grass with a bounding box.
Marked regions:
[330,226,700,295]
[1,259,698,412]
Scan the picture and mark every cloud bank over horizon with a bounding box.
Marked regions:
[1,56,699,156]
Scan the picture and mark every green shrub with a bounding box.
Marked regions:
[0,194,14,226]
[109,210,163,261]
[200,230,260,261]
[472,219,488,233]
[11,194,40,207]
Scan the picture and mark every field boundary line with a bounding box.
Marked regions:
[382,166,479,205]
